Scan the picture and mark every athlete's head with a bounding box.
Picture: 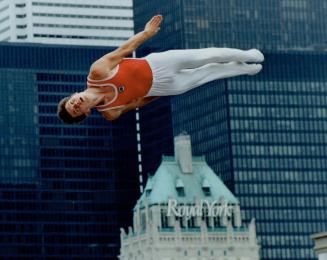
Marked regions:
[57,92,92,124]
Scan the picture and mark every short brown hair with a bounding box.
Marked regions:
[57,96,87,124]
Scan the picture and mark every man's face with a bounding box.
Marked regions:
[65,92,91,117]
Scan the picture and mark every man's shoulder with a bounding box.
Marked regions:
[89,59,111,80]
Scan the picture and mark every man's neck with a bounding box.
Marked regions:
[84,88,105,107]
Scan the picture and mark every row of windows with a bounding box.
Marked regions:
[0,170,36,182]
[258,225,325,241]
[37,73,85,82]
[173,92,226,111]
[33,23,133,31]
[40,170,111,180]
[0,189,114,201]
[40,127,112,137]
[263,239,310,252]
[32,13,133,20]
[245,209,327,222]
[40,159,112,169]
[38,95,62,103]
[235,170,327,182]
[39,116,66,125]
[0,209,115,222]
[263,248,315,259]
[34,34,129,41]
[0,147,35,157]
[241,195,326,208]
[40,137,111,148]
[231,81,327,92]
[16,24,27,29]
[231,119,327,131]
[0,245,117,257]
[38,115,108,128]
[0,199,116,211]
[0,189,112,201]
[15,3,25,8]
[233,144,327,157]
[0,158,36,167]
[40,148,113,158]
[38,85,84,94]
[237,183,327,195]
[234,157,327,169]
[0,137,37,146]
[41,179,111,190]
[173,110,228,131]
[232,132,327,144]
[230,106,327,119]
[16,14,26,18]
[229,94,327,106]
[38,106,56,114]
[0,232,115,244]
[32,2,132,10]
[257,221,325,235]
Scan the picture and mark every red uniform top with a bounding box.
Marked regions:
[87,58,153,111]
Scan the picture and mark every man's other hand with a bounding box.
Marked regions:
[144,15,163,37]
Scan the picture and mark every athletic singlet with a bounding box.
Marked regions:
[87,58,153,111]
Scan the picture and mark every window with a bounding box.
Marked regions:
[176,179,185,197]
[202,179,211,196]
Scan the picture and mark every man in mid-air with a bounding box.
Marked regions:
[57,15,264,124]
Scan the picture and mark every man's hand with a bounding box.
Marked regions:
[144,15,163,37]
[90,15,163,80]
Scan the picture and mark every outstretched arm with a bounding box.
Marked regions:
[90,15,163,79]
[101,96,160,121]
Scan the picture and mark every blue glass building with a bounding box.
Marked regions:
[0,43,139,259]
[171,52,327,260]
[134,1,327,259]
[134,0,327,51]
[134,0,327,178]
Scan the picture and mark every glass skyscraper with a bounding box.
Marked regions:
[0,43,139,259]
[133,1,327,259]
[172,52,327,260]
[134,0,327,51]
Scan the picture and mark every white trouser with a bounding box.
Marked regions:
[144,48,263,96]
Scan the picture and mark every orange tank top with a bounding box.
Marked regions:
[87,58,153,111]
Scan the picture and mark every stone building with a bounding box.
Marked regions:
[119,134,260,260]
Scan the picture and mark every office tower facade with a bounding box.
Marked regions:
[134,0,327,178]
[134,0,327,51]
[0,0,133,46]
[133,1,327,259]
[120,134,260,260]
[172,52,327,260]
[0,42,139,259]
[138,97,174,177]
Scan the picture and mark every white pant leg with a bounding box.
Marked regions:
[144,49,263,96]
[169,62,262,95]
[147,48,263,71]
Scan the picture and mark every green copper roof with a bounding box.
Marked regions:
[136,156,239,209]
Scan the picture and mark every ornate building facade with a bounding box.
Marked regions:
[120,134,260,260]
